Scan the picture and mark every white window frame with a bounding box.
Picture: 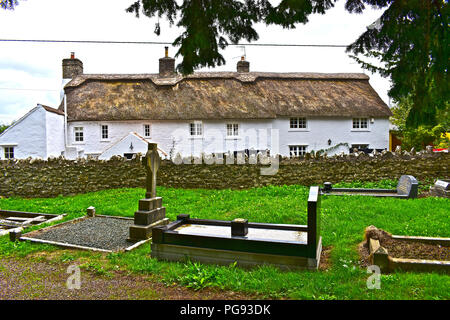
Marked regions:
[4,146,14,159]
[100,124,109,141]
[289,117,308,130]
[143,124,151,138]
[352,118,369,130]
[74,127,84,143]
[351,144,369,152]
[289,145,307,157]
[189,121,203,137]
[226,123,239,137]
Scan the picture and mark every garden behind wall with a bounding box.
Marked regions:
[0,151,448,198]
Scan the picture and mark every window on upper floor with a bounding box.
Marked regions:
[289,145,307,157]
[352,118,368,130]
[101,125,108,140]
[226,123,239,137]
[143,124,151,138]
[290,117,307,129]
[4,146,14,159]
[74,127,84,142]
[190,122,203,136]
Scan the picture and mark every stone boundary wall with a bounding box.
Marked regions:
[0,151,448,198]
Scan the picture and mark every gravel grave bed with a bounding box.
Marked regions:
[24,216,137,251]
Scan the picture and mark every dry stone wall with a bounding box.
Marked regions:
[0,152,448,198]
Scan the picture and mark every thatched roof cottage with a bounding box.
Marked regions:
[0,49,391,160]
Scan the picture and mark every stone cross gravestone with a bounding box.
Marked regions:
[129,142,167,241]
[143,143,161,199]
[396,175,418,198]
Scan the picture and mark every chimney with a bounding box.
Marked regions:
[159,46,175,77]
[236,56,249,73]
[62,52,83,79]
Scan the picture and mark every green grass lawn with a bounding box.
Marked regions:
[1,181,449,300]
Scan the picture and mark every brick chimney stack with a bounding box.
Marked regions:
[62,52,83,79]
[159,46,175,77]
[236,56,249,73]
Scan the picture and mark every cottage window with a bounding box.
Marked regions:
[74,127,84,142]
[101,125,108,140]
[226,123,239,137]
[144,124,151,137]
[352,118,368,129]
[289,145,307,157]
[351,144,369,152]
[290,117,307,129]
[190,122,203,136]
[4,147,14,159]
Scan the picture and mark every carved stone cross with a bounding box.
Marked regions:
[143,143,160,199]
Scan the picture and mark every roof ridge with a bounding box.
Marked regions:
[41,104,65,116]
[65,71,370,88]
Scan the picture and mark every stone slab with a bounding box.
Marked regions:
[434,180,450,190]
[390,257,450,273]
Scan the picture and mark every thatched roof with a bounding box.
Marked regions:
[62,72,391,121]
[42,104,65,116]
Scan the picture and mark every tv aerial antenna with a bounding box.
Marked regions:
[233,45,247,60]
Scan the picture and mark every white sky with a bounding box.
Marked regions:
[0,0,390,125]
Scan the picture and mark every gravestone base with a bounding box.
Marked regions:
[134,208,166,225]
[128,218,169,241]
[430,188,450,198]
[128,196,167,241]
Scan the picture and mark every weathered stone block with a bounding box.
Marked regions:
[129,224,153,240]
[134,207,166,225]
[138,197,162,211]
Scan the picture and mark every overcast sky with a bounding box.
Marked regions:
[0,0,390,125]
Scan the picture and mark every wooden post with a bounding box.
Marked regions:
[307,186,321,259]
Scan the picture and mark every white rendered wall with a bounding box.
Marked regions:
[274,117,390,156]
[99,133,149,160]
[45,111,65,158]
[0,107,47,159]
[67,120,274,158]
[67,117,390,158]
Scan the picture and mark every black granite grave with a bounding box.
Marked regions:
[150,186,322,270]
[321,175,418,199]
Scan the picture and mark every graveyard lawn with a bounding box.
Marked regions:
[0,181,449,300]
